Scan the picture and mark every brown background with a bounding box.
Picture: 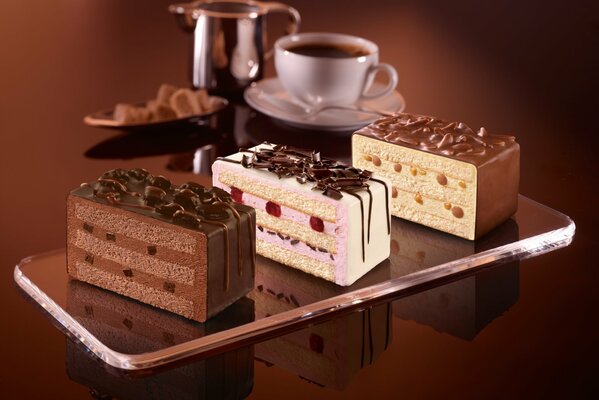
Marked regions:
[0,0,597,398]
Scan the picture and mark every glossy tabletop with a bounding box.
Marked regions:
[1,0,597,398]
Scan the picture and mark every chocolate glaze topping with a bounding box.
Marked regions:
[357,113,517,166]
[72,168,255,291]
[217,143,391,262]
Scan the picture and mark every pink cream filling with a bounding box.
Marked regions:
[213,163,350,282]
[237,189,342,235]
[256,228,338,265]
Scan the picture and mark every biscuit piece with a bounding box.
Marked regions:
[195,89,210,112]
[147,99,177,121]
[170,88,202,118]
[156,83,178,105]
[113,103,151,125]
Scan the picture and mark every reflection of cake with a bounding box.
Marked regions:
[67,168,255,322]
[390,217,519,340]
[352,113,519,240]
[66,279,255,354]
[213,143,391,286]
[250,257,391,389]
[67,339,253,400]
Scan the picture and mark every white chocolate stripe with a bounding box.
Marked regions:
[75,261,195,320]
[72,229,195,285]
[74,202,196,254]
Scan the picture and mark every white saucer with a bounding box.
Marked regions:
[244,77,406,131]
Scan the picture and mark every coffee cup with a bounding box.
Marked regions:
[274,32,398,107]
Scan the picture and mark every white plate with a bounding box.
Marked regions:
[244,78,406,131]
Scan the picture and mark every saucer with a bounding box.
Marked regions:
[244,78,405,131]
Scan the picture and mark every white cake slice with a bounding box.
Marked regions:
[212,143,391,286]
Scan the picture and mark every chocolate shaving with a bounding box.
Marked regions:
[312,151,321,163]
[235,143,374,200]
[364,113,516,163]
[122,319,133,330]
[163,281,176,293]
[241,154,252,168]
[83,223,94,233]
[84,253,94,264]
[290,294,300,307]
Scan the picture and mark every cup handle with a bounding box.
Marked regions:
[361,63,398,100]
[260,2,301,60]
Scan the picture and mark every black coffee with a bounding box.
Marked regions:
[286,43,370,58]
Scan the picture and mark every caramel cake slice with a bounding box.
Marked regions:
[249,257,391,389]
[352,113,520,240]
[66,168,256,322]
[212,143,391,286]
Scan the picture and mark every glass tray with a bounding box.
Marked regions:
[14,196,574,371]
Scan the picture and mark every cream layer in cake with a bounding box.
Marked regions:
[213,143,391,286]
[352,113,519,240]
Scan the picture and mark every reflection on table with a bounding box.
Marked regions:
[66,340,254,400]
[83,100,355,175]
[250,257,392,389]
[65,280,256,399]
[66,280,255,354]
[390,217,520,340]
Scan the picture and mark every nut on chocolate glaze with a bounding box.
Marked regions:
[356,112,518,166]
[73,168,245,232]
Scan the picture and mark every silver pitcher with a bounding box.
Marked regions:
[170,0,300,93]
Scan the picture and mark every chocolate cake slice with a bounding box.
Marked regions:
[67,168,255,322]
[353,112,520,240]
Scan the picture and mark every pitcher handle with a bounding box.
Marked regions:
[260,2,301,60]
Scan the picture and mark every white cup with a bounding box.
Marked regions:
[274,32,398,107]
